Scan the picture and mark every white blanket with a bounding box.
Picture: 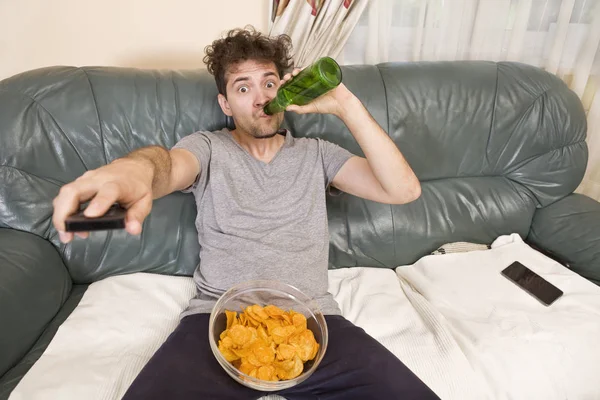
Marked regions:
[396,234,600,400]
[10,234,600,400]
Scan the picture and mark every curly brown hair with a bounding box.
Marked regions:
[203,26,294,97]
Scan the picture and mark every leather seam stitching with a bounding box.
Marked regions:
[505,140,585,176]
[376,64,396,263]
[79,68,108,165]
[0,165,64,187]
[485,63,500,169]
[0,88,89,170]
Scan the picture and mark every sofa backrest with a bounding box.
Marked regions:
[0,62,587,283]
[301,62,588,269]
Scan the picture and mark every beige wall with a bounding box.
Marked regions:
[0,0,270,80]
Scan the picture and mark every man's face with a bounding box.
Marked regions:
[218,60,285,139]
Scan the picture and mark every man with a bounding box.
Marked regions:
[52,27,438,399]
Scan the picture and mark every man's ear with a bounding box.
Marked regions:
[217,93,233,117]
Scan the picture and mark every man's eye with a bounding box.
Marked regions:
[239,86,248,93]
[266,81,275,89]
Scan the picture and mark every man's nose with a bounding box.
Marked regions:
[255,89,272,108]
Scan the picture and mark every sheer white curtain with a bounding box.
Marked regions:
[341,0,600,201]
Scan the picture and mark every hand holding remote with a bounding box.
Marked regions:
[52,158,154,243]
[65,203,127,232]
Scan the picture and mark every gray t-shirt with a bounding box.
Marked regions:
[172,128,353,317]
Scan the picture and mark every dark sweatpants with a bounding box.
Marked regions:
[122,314,439,400]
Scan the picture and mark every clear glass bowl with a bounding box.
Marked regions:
[208,280,328,391]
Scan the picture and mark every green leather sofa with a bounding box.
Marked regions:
[1,61,600,398]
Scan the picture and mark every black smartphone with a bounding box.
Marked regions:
[501,261,563,306]
[65,204,126,232]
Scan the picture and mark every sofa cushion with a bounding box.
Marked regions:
[10,234,600,400]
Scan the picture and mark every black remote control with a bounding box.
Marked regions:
[65,204,127,232]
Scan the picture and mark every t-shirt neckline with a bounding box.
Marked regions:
[224,128,291,167]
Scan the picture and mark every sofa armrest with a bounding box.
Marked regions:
[0,285,87,400]
[527,193,600,284]
[0,229,71,377]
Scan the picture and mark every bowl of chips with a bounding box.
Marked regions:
[208,280,328,391]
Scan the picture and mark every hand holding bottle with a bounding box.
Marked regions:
[281,67,354,118]
[264,57,354,117]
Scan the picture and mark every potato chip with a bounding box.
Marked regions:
[292,313,307,333]
[237,361,255,375]
[257,365,277,381]
[271,325,297,345]
[263,305,285,317]
[310,339,319,360]
[264,319,283,335]
[288,355,304,379]
[226,310,237,329]
[218,343,239,362]
[257,325,271,344]
[218,304,319,382]
[274,355,303,380]
[247,342,275,367]
[276,343,296,361]
[289,330,318,361]
[231,346,251,358]
[248,305,269,321]
[220,336,234,349]
[228,325,255,346]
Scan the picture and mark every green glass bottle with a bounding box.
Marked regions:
[263,56,342,115]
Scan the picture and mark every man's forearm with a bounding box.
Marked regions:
[115,146,173,199]
[336,93,421,201]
